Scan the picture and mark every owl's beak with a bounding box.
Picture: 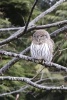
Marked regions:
[38,37,40,42]
[38,39,40,42]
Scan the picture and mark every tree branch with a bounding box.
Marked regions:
[0,85,28,97]
[0,27,22,32]
[0,76,67,90]
[50,25,67,37]
[0,50,67,72]
[0,47,30,74]
[0,20,67,32]
[27,20,67,31]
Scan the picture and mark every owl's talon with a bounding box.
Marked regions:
[42,60,45,64]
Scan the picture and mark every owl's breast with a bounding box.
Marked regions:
[30,42,53,61]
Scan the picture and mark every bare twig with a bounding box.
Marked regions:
[0,44,7,48]
[59,48,67,52]
[23,0,38,34]
[0,85,28,97]
[53,39,65,61]
[31,67,45,80]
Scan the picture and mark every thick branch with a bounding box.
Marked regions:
[0,76,67,90]
[0,50,67,72]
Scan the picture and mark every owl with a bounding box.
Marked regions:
[30,29,54,62]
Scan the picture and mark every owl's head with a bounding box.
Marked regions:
[33,29,50,44]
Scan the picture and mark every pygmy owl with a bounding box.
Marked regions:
[30,29,54,62]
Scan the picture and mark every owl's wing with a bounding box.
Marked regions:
[48,39,55,53]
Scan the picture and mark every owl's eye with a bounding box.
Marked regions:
[41,35,44,37]
[44,35,47,38]
[36,35,39,38]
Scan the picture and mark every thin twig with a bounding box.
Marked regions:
[0,85,28,97]
[53,39,65,61]
[59,48,67,52]
[23,0,38,34]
